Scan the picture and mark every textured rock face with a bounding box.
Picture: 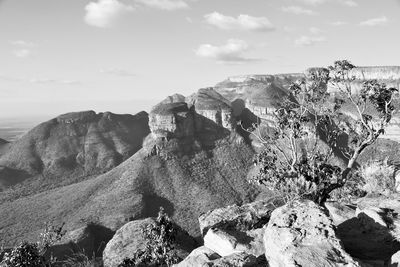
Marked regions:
[173,246,220,267]
[174,247,258,267]
[203,227,264,258]
[264,200,359,267]
[188,88,235,131]
[149,102,194,139]
[337,197,400,261]
[149,89,236,141]
[325,201,356,226]
[214,76,293,120]
[199,199,274,258]
[199,199,274,236]
[103,218,154,267]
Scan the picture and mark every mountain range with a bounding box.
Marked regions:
[0,66,399,258]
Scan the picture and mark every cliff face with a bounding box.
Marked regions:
[188,88,235,132]
[149,102,194,139]
[215,66,400,142]
[149,88,236,143]
[214,75,295,120]
[304,66,400,94]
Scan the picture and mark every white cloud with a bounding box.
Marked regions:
[13,49,31,58]
[295,0,357,6]
[10,40,35,58]
[10,40,35,47]
[330,21,347,26]
[135,0,188,10]
[29,78,80,85]
[195,39,258,64]
[295,35,326,46]
[296,0,326,5]
[340,0,357,7]
[84,0,134,28]
[100,68,137,77]
[309,27,323,34]
[360,16,388,26]
[282,6,317,15]
[204,12,274,32]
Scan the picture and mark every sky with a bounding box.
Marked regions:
[0,0,399,119]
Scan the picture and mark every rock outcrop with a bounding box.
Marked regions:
[149,88,236,145]
[214,75,295,121]
[194,199,275,261]
[174,247,258,267]
[149,101,194,140]
[187,88,235,131]
[337,196,400,261]
[102,218,197,267]
[264,200,359,267]
[103,218,154,267]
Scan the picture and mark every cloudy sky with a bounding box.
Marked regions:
[0,0,399,119]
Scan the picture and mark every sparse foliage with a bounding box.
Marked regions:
[118,207,181,267]
[251,60,398,204]
[0,222,65,267]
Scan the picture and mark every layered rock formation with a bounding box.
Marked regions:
[149,88,236,145]
[214,75,295,121]
[149,101,194,140]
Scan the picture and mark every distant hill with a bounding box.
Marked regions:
[0,110,150,192]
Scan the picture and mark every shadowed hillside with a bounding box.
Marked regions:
[0,110,150,192]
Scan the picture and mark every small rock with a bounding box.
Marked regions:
[391,250,400,266]
[173,246,220,267]
[325,201,356,226]
[199,199,274,236]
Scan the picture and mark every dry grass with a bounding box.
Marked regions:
[359,159,397,195]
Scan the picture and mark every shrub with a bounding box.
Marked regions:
[0,242,45,267]
[360,159,397,195]
[118,207,181,267]
[0,222,65,267]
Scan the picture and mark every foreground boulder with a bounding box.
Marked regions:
[103,218,197,267]
[174,246,258,267]
[264,200,359,267]
[199,199,275,257]
[337,199,400,261]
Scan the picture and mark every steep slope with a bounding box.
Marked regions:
[0,90,260,248]
[0,138,9,154]
[0,110,150,192]
[214,74,300,120]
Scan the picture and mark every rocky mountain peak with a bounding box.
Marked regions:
[148,88,236,142]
